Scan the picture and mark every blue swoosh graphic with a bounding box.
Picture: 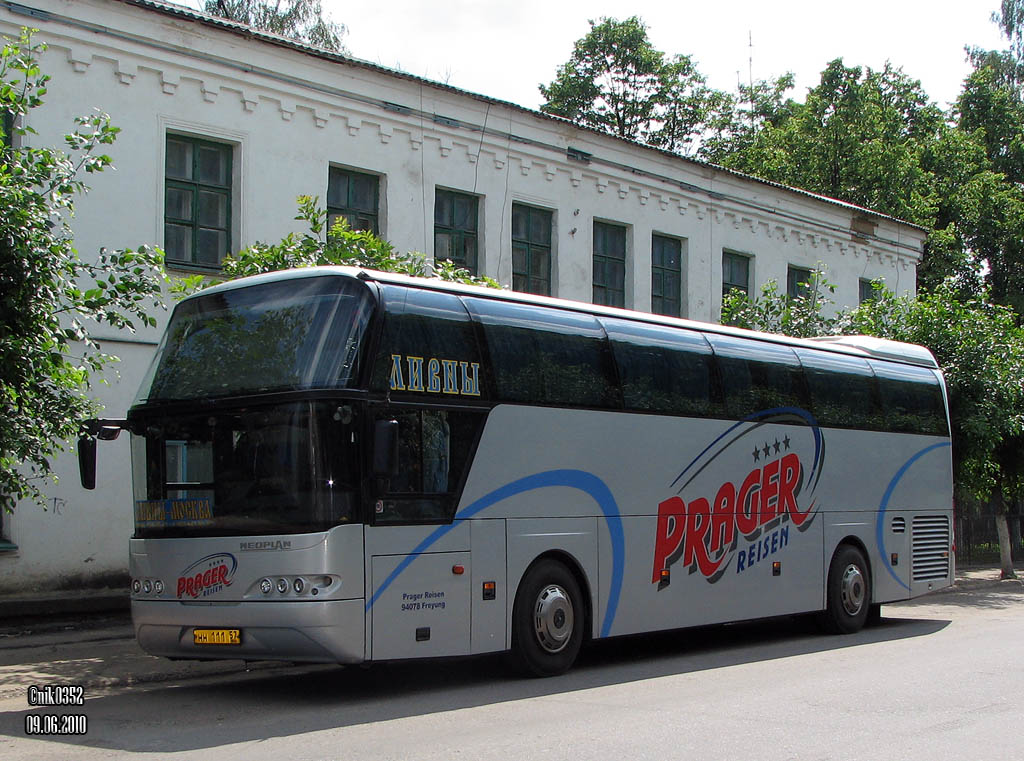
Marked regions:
[670,407,823,490]
[875,441,952,591]
[366,469,625,638]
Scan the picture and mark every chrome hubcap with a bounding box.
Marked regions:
[533,584,574,653]
[841,564,866,616]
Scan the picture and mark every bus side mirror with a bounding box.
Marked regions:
[78,435,97,490]
[77,418,126,490]
[373,419,400,478]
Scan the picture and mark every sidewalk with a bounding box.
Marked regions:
[950,564,1024,591]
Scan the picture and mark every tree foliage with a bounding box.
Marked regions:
[708,60,944,226]
[203,0,347,52]
[701,73,796,163]
[954,59,1024,313]
[720,269,837,339]
[0,31,166,512]
[539,17,728,154]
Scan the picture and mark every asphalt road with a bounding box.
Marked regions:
[1,576,1022,760]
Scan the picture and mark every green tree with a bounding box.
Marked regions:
[714,60,943,226]
[990,0,1024,72]
[720,267,837,338]
[539,17,725,154]
[203,0,346,52]
[723,272,1024,577]
[0,31,166,513]
[700,73,796,164]
[187,195,500,288]
[954,58,1024,313]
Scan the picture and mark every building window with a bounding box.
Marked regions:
[593,221,627,308]
[652,234,683,317]
[434,189,479,274]
[859,278,877,303]
[511,203,552,296]
[327,167,379,234]
[787,265,813,299]
[722,251,750,296]
[164,135,232,269]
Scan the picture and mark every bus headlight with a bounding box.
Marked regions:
[293,577,305,594]
[154,580,164,594]
[260,578,273,595]
[276,578,288,594]
[132,579,141,594]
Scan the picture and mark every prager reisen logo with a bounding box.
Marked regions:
[176,552,237,599]
[651,409,824,586]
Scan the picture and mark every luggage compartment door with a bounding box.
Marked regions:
[370,551,471,660]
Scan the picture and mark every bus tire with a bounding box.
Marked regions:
[510,559,584,677]
[822,544,871,634]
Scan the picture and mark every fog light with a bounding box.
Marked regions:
[154,580,164,594]
[293,578,305,594]
[143,579,153,594]
[260,578,273,595]
[276,578,288,594]
[132,579,141,594]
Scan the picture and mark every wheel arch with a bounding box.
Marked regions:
[831,535,872,574]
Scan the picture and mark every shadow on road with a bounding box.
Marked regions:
[0,612,950,754]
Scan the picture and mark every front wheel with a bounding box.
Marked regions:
[822,545,871,634]
[510,559,584,677]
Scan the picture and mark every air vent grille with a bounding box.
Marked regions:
[891,517,906,534]
[912,515,950,581]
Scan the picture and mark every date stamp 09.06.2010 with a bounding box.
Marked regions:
[24,684,88,736]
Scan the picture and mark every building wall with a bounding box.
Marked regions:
[0,0,926,592]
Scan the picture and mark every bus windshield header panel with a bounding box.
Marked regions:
[136,276,375,404]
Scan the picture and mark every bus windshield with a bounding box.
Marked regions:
[135,275,375,403]
[130,401,359,538]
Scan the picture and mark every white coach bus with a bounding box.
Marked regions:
[81,267,953,676]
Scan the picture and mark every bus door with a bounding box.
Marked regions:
[364,407,480,660]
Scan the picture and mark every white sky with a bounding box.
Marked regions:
[324,0,1006,112]
[180,1,1008,111]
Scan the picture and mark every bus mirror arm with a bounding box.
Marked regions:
[77,418,129,490]
[372,419,400,479]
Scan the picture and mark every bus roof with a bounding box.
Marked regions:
[192,266,940,370]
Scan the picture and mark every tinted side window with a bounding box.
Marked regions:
[602,318,720,417]
[707,335,807,418]
[870,361,948,436]
[371,286,483,399]
[374,408,484,524]
[465,298,619,408]
[795,348,879,429]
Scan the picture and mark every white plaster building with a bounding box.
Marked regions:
[0,0,927,592]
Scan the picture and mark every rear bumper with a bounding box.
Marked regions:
[132,598,365,663]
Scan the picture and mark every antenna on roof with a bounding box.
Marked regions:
[748,31,755,131]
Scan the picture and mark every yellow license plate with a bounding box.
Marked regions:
[193,628,241,645]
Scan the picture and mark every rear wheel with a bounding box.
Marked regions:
[822,545,871,634]
[510,559,584,677]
